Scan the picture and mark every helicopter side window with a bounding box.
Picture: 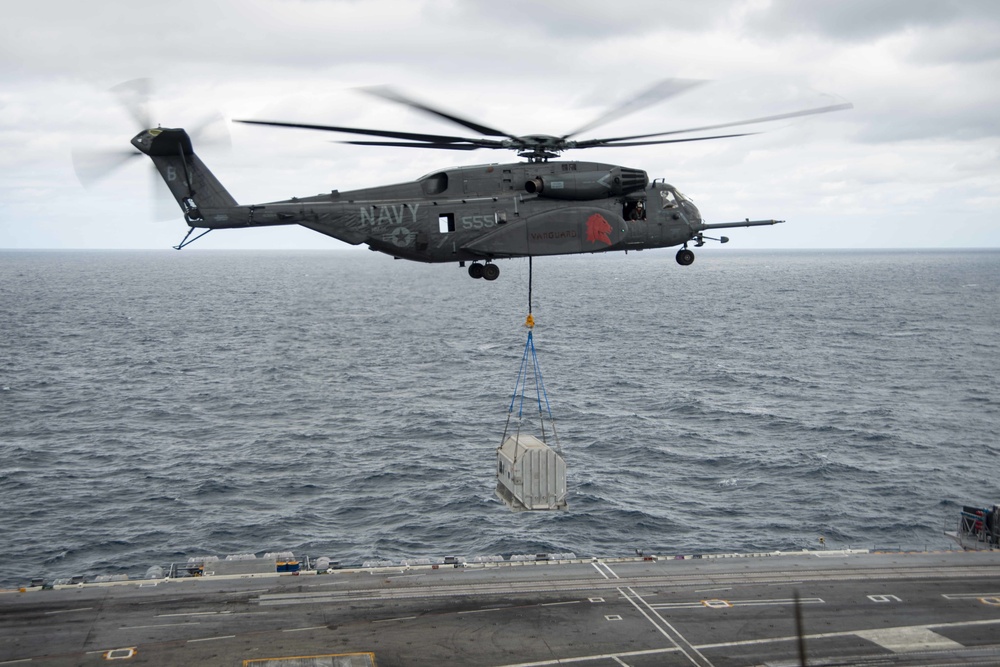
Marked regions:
[438,213,455,234]
[623,200,646,220]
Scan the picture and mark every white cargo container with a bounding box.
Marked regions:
[495,433,567,511]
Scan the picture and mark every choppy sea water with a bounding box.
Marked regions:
[1,248,998,587]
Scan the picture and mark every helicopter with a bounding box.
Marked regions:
[119,80,851,280]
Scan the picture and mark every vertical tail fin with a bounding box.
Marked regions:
[131,128,237,222]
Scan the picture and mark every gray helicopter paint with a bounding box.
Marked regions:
[133,128,781,271]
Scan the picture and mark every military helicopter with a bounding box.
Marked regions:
[117,80,851,280]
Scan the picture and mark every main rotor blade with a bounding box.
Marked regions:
[109,77,153,130]
[579,102,854,146]
[575,132,759,149]
[562,78,707,140]
[360,86,516,139]
[189,111,232,151]
[337,140,486,150]
[235,118,500,146]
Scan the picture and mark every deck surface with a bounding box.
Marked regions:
[3,550,1000,666]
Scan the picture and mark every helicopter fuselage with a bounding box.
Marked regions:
[134,127,781,277]
[194,160,701,262]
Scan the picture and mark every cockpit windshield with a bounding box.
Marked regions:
[659,186,692,209]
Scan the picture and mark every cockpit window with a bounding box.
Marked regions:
[660,187,693,208]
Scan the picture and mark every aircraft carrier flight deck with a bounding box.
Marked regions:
[3,548,1000,666]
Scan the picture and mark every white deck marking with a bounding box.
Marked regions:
[620,586,715,667]
[701,599,731,609]
[697,617,1000,650]
[104,648,135,660]
[157,610,231,617]
[282,625,329,632]
[186,634,235,643]
[855,627,964,652]
[598,561,620,579]
[653,597,823,610]
[944,593,1000,605]
[493,646,679,667]
[226,588,268,595]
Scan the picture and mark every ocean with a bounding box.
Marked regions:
[1,248,998,587]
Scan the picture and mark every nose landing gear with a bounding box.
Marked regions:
[676,232,730,266]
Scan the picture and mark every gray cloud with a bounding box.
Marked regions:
[742,0,1000,42]
[452,0,733,38]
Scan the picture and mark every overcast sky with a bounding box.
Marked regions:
[2,0,999,250]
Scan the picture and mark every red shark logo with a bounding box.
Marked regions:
[586,214,612,245]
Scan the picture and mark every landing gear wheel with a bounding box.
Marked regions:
[482,263,500,281]
[676,248,695,266]
[468,263,485,279]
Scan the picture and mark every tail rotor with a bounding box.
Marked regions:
[71,78,153,189]
[71,79,230,219]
